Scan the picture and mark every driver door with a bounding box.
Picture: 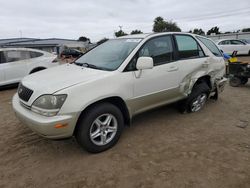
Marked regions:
[128,35,182,114]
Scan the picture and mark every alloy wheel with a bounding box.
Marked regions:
[89,114,118,146]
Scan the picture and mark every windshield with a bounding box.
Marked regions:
[75,38,141,71]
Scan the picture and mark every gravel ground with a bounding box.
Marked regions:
[0,62,250,188]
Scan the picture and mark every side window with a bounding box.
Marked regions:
[4,50,31,63]
[30,51,43,58]
[175,35,204,59]
[197,36,222,57]
[124,36,174,71]
[219,40,230,45]
[0,52,7,64]
[230,40,245,45]
[138,36,174,66]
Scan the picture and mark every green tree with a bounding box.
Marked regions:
[131,30,143,34]
[207,27,220,35]
[192,28,205,35]
[153,16,181,32]
[115,30,128,37]
[97,38,109,45]
[78,36,91,43]
[242,28,250,32]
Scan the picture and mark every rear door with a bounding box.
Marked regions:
[173,34,209,91]
[3,50,30,84]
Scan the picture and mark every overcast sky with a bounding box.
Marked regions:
[0,0,249,42]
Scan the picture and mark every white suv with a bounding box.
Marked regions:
[0,48,58,86]
[13,33,227,153]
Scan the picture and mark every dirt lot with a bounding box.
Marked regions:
[0,63,250,188]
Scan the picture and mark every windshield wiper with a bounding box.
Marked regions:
[74,62,111,71]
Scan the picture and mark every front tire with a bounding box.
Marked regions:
[76,103,124,153]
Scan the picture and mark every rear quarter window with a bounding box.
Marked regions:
[30,51,43,58]
[197,37,222,57]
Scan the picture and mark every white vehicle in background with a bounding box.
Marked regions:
[0,48,59,86]
[217,39,250,55]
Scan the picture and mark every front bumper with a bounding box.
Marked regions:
[12,94,78,139]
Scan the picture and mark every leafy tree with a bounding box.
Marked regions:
[242,28,250,32]
[115,30,128,37]
[131,30,143,34]
[224,30,240,34]
[97,38,109,45]
[191,28,205,35]
[153,16,181,32]
[207,27,220,35]
[78,36,91,43]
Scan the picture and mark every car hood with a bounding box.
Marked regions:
[21,64,111,96]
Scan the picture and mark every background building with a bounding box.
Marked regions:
[0,38,91,54]
[207,32,250,41]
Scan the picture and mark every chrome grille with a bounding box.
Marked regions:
[18,84,33,102]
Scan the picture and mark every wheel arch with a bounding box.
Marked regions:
[74,96,131,135]
[193,75,212,90]
[29,67,46,74]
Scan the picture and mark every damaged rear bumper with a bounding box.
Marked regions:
[215,77,227,93]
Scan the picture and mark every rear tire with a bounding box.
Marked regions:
[182,82,210,113]
[229,76,241,87]
[240,77,248,85]
[76,103,124,153]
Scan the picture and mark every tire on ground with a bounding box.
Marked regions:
[240,77,248,85]
[76,103,124,153]
[182,82,210,113]
[229,76,241,87]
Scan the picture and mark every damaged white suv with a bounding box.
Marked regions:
[13,32,227,153]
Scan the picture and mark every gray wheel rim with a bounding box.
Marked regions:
[191,93,207,112]
[90,114,118,146]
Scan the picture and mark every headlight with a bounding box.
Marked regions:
[31,94,67,117]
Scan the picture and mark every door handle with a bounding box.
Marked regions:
[167,66,178,72]
[202,61,210,68]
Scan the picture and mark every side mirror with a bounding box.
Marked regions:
[136,57,153,70]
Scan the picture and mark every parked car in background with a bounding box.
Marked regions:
[13,33,226,153]
[217,39,250,55]
[60,49,84,58]
[0,48,59,86]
